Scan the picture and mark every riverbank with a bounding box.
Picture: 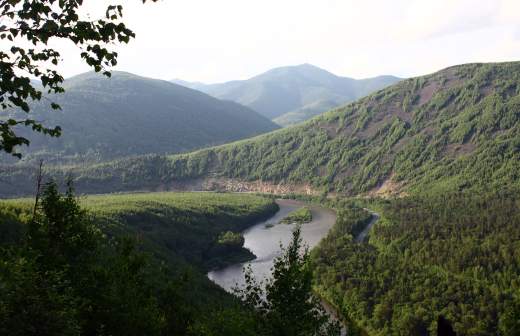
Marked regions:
[208,198,336,291]
[207,197,380,334]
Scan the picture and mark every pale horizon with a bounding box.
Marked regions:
[48,0,520,83]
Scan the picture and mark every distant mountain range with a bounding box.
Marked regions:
[2,71,278,163]
[3,61,517,198]
[172,64,401,126]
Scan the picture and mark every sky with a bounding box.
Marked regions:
[46,0,520,83]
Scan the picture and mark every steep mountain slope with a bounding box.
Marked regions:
[2,72,278,162]
[174,64,400,125]
[1,61,520,197]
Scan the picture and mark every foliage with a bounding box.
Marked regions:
[0,0,158,157]
[218,231,245,246]
[236,226,341,336]
[312,192,520,335]
[0,190,279,335]
[499,290,520,336]
[2,191,278,270]
[0,181,167,335]
[280,206,312,224]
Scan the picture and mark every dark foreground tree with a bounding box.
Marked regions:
[236,226,341,336]
[437,316,456,336]
[0,0,156,157]
[0,181,187,335]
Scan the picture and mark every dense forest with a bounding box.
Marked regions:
[2,61,519,198]
[312,192,520,335]
[0,190,280,334]
[1,191,278,271]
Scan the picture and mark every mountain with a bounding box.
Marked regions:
[2,71,278,162]
[2,61,520,197]
[272,99,342,127]
[173,64,401,126]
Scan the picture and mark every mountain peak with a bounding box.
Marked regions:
[179,64,400,121]
[260,63,334,78]
[295,63,327,71]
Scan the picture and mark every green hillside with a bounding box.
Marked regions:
[1,192,277,270]
[0,192,277,323]
[313,191,520,335]
[174,64,400,124]
[1,71,278,163]
[1,61,520,198]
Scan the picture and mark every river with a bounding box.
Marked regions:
[207,199,336,292]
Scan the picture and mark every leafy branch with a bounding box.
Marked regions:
[0,0,157,157]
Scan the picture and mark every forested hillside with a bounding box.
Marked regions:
[1,192,277,271]
[0,191,278,334]
[163,61,520,196]
[174,64,400,125]
[1,72,278,163]
[312,192,520,336]
[2,61,517,198]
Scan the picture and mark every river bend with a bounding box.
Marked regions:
[207,199,336,292]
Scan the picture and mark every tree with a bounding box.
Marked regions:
[236,226,341,336]
[0,181,168,335]
[0,0,156,157]
[499,292,520,336]
[437,316,456,336]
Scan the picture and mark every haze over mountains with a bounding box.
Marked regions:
[3,72,278,163]
[172,64,401,126]
[3,61,519,197]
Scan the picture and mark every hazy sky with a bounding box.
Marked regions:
[53,0,520,82]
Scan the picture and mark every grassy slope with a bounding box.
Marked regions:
[82,192,278,269]
[1,61,520,198]
[0,192,278,309]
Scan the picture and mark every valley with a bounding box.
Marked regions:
[3,61,520,199]
[2,2,520,335]
[1,61,519,336]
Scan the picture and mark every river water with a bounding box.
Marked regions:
[207,199,336,292]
